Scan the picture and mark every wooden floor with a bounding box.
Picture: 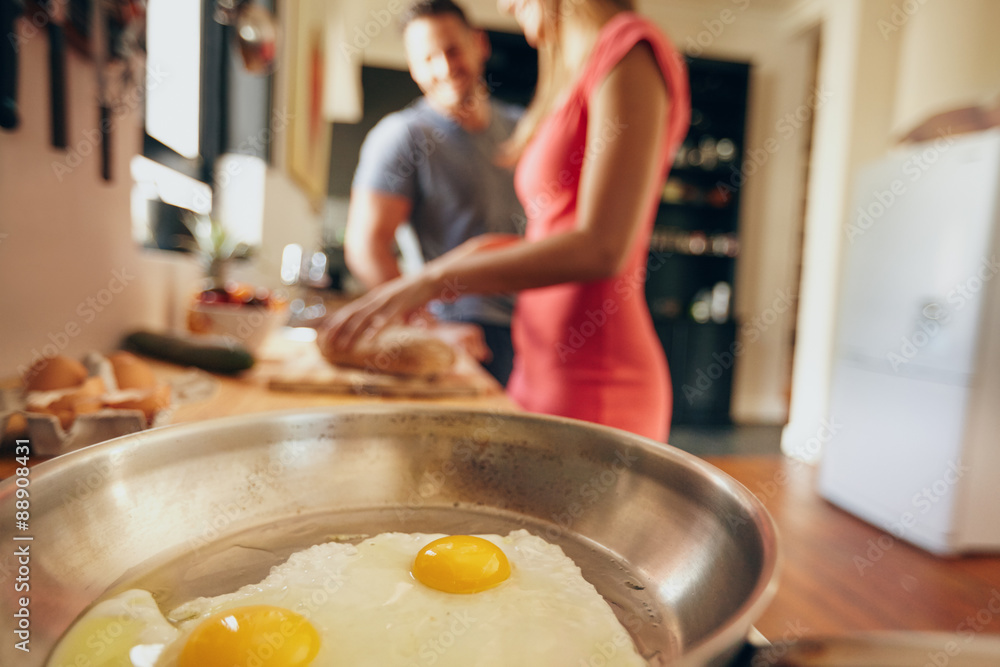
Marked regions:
[706,456,1000,642]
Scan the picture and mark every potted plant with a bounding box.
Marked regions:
[181,214,287,352]
[181,213,255,288]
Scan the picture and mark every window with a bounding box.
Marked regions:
[139,0,274,252]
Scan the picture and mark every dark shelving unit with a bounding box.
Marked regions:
[647,56,751,426]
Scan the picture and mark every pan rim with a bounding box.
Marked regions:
[3,405,781,665]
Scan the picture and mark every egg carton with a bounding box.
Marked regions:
[0,352,217,457]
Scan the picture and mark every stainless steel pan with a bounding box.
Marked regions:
[0,407,780,666]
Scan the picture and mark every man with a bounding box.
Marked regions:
[344,0,524,386]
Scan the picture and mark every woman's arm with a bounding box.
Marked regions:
[428,42,670,291]
[325,43,670,349]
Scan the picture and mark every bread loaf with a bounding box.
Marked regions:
[318,325,456,377]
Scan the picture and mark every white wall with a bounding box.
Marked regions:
[0,13,317,379]
[0,25,153,378]
[781,0,902,460]
[358,0,519,69]
[892,0,1000,138]
[255,0,329,281]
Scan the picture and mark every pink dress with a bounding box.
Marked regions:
[505,12,691,441]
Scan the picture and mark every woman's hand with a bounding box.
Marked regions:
[320,271,438,352]
[321,233,523,353]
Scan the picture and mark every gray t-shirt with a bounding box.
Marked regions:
[352,98,525,326]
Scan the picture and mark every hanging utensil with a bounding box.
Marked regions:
[46,0,68,148]
[234,2,277,74]
[94,0,146,181]
[0,0,23,130]
[215,0,278,75]
[93,0,110,180]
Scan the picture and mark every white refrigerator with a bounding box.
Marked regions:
[818,128,1000,555]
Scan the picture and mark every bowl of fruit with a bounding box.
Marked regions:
[186,282,288,353]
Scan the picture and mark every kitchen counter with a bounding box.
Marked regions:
[0,330,517,451]
[2,358,999,646]
[141,345,517,422]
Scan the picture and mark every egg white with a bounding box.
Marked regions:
[48,530,647,667]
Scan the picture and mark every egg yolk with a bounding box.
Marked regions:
[178,605,320,667]
[412,535,511,594]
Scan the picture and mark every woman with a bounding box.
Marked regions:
[323,0,690,441]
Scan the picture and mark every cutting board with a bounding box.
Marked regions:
[254,335,499,398]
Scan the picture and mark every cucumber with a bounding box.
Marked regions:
[122,330,256,374]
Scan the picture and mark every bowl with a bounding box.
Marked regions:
[186,300,287,353]
[0,407,780,666]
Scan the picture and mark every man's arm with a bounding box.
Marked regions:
[343,188,413,288]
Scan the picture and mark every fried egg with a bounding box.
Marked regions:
[47,530,646,666]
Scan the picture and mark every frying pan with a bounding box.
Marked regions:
[0,407,779,665]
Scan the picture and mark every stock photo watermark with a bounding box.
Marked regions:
[10,440,32,653]
[915,588,1000,667]
[16,268,137,383]
[554,247,678,363]
[191,107,296,211]
[406,611,477,667]
[544,449,639,543]
[757,417,842,498]
[952,589,1000,637]
[886,256,998,371]
[718,86,833,194]
[394,408,510,522]
[339,0,409,59]
[579,629,641,667]
[186,441,309,551]
[681,287,797,405]
[683,0,752,57]
[383,125,449,191]
[381,73,504,194]
[59,450,127,509]
[877,0,933,39]
[521,116,628,223]
[721,417,842,532]
[51,65,169,182]
[845,129,956,243]
[7,4,55,53]
[749,619,811,667]
[853,458,969,576]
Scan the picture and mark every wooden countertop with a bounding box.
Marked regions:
[2,354,999,644]
[1,332,517,443]
[149,347,516,422]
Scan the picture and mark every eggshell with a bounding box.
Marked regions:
[104,384,171,425]
[26,377,108,430]
[24,355,88,392]
[107,351,158,390]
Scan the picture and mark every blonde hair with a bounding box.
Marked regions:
[501,0,635,164]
